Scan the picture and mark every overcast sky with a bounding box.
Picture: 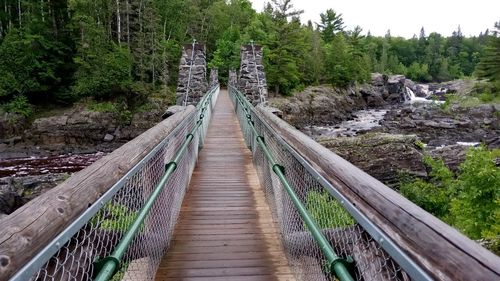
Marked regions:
[249,0,500,38]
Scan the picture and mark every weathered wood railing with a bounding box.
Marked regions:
[0,106,197,280]
[255,105,500,281]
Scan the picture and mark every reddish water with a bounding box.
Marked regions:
[0,152,106,177]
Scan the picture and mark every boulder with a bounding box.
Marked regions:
[427,145,468,171]
[162,105,186,119]
[371,73,387,87]
[269,85,366,128]
[386,75,406,103]
[103,134,114,142]
[0,181,22,215]
[318,133,426,186]
[0,113,27,139]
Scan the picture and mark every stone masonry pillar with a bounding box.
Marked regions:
[209,68,219,88]
[176,43,208,106]
[238,44,268,105]
[229,69,238,88]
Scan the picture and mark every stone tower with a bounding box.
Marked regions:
[238,44,268,105]
[209,68,219,88]
[176,43,208,106]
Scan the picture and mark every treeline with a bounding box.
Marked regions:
[0,0,498,113]
[0,0,256,113]
[211,1,497,95]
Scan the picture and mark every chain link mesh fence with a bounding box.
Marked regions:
[230,87,411,281]
[17,87,220,281]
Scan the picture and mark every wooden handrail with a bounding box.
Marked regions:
[256,105,500,281]
[0,106,196,280]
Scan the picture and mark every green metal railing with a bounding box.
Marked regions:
[230,86,354,281]
[93,87,218,281]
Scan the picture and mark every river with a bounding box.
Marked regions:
[0,152,105,177]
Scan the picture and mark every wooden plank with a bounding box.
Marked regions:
[257,105,500,281]
[158,277,295,281]
[0,106,197,280]
[169,240,284,248]
[155,90,294,281]
[166,246,286,255]
[164,253,287,262]
[157,266,293,277]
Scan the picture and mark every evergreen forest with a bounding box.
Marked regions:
[0,0,498,115]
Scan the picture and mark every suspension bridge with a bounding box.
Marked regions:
[0,44,499,281]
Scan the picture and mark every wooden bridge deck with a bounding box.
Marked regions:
[155,90,295,281]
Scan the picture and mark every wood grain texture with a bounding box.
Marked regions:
[0,107,196,280]
[155,90,295,281]
[256,105,500,281]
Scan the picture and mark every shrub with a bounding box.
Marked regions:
[400,146,500,254]
[401,156,453,218]
[2,95,33,117]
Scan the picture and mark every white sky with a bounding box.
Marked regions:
[249,0,500,38]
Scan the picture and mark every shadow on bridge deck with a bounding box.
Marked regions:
[154,90,295,281]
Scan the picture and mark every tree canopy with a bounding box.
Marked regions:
[0,0,495,109]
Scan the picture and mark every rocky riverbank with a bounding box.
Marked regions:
[0,173,69,218]
[0,98,172,216]
[0,101,169,159]
[381,104,499,147]
[270,74,499,187]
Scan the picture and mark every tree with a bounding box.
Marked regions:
[270,0,303,21]
[301,23,324,85]
[324,32,369,87]
[247,1,306,95]
[209,26,241,84]
[0,0,73,104]
[317,8,343,43]
[476,21,500,82]
[72,18,133,99]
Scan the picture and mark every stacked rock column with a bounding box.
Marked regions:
[229,69,238,88]
[209,68,219,88]
[238,44,268,105]
[176,43,208,106]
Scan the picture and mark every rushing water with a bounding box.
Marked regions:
[403,87,445,104]
[304,109,388,138]
[0,152,105,177]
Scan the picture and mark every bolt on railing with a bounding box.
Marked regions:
[230,85,354,281]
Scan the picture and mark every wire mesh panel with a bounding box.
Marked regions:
[230,87,410,281]
[17,87,220,281]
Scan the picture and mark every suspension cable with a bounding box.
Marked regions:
[183,39,197,106]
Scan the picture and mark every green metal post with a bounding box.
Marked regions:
[94,162,177,281]
[273,165,354,281]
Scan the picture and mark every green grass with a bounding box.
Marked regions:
[414,140,426,150]
[305,191,355,229]
[91,203,140,232]
[440,90,500,113]
[86,101,120,113]
[86,100,133,124]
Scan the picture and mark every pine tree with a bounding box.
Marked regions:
[317,8,343,43]
[477,21,500,82]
